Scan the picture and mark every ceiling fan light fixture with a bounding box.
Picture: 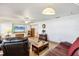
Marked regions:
[25,20,31,24]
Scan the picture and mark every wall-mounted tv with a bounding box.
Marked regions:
[12,24,26,33]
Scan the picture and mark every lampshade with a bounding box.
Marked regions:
[42,8,55,15]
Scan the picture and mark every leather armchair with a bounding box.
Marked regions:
[2,37,30,56]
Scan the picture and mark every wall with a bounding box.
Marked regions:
[0,22,12,38]
[35,14,79,43]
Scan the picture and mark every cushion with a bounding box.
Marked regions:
[60,42,71,49]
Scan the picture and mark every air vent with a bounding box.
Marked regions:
[55,16,60,18]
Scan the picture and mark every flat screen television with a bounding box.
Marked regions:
[12,24,26,33]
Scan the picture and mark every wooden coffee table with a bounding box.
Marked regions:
[32,41,49,55]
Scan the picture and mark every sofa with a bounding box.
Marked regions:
[2,37,30,56]
[44,37,79,56]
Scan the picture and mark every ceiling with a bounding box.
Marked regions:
[0,3,79,24]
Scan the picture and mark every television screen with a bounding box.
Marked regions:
[13,24,26,33]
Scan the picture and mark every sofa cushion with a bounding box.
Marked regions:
[60,42,71,49]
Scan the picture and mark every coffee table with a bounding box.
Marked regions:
[32,40,49,55]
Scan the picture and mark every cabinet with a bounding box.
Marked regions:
[28,28,35,37]
[39,34,48,41]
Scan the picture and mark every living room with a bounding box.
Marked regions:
[0,3,79,56]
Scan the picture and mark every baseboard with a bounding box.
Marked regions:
[48,40,59,44]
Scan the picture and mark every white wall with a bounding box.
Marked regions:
[35,14,79,43]
[0,22,12,37]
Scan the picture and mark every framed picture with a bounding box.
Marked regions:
[42,24,46,28]
[12,24,26,33]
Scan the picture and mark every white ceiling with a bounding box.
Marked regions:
[0,3,79,23]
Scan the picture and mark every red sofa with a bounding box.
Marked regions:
[44,37,79,56]
[44,42,71,56]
